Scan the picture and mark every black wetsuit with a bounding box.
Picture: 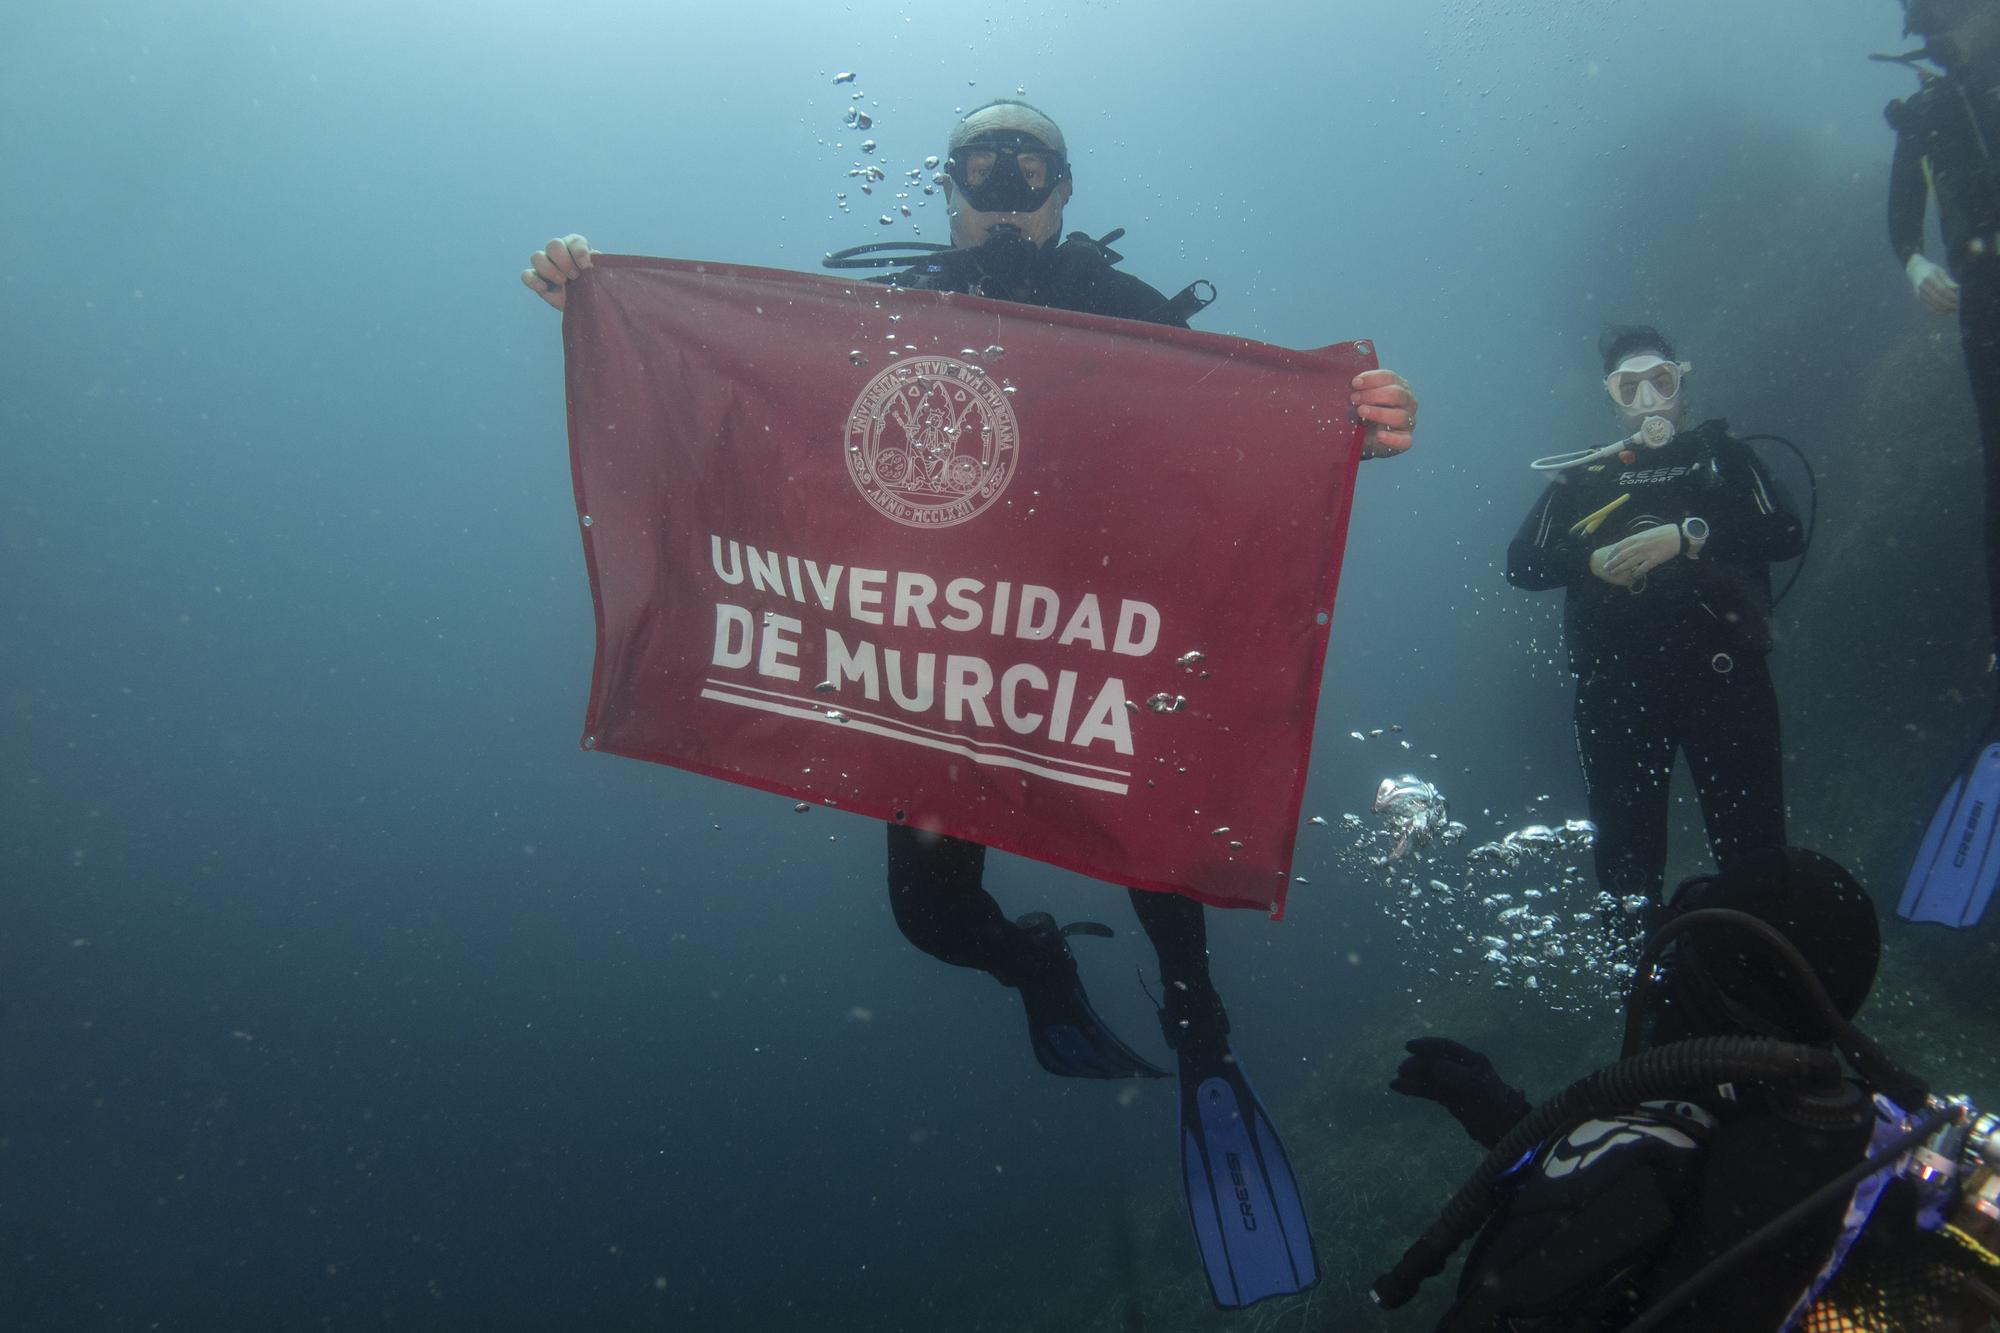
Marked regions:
[1507,420,1805,906]
[1889,64,2000,663]
[880,233,1222,1034]
[1436,1088,1872,1331]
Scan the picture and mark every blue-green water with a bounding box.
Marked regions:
[4,3,1995,1329]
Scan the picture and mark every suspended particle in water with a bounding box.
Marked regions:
[855,111,873,130]
[983,344,1005,359]
[794,802,811,813]
[1176,649,1206,670]
[861,139,877,153]
[924,154,940,169]
[959,347,980,359]
[844,107,859,126]
[848,350,866,366]
[1210,826,1231,837]
[1000,380,1018,395]
[824,710,849,723]
[879,215,894,226]
[815,679,839,693]
[1308,815,1327,826]
[833,71,857,84]
[1145,693,1187,713]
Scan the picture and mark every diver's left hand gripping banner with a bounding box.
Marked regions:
[562,255,1372,914]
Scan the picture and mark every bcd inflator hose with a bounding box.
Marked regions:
[1369,1036,1838,1310]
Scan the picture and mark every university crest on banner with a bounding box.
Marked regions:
[562,255,1372,914]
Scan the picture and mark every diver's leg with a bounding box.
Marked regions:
[1682,653,1787,873]
[1133,892,1317,1305]
[885,823,1163,1078]
[884,823,1025,972]
[1574,667,1676,909]
[1128,888,1228,1053]
[1960,257,2000,668]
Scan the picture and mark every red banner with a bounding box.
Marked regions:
[563,255,1372,914]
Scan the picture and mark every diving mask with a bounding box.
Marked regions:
[944,132,1069,215]
[1605,356,1691,412]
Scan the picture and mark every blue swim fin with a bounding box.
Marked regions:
[1008,913,1169,1080]
[1899,731,2000,929]
[1177,1044,1318,1309]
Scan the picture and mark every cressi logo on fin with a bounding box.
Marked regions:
[1899,742,2000,928]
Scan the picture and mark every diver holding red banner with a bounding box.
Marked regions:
[523,96,1418,1313]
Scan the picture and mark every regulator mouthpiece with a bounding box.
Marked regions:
[1529,416,1678,473]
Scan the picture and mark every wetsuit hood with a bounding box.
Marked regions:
[1643,848,1881,1045]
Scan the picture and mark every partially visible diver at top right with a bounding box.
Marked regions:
[1880,0,2000,930]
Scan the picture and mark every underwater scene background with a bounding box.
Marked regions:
[4,1,1996,1328]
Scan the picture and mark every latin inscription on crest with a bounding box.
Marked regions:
[845,356,1019,528]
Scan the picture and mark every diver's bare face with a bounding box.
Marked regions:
[944,177,1073,249]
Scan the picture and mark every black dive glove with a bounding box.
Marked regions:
[1389,1037,1532,1148]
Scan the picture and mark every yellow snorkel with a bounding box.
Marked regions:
[1569,493,1631,540]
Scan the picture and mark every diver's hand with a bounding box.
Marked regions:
[1354,369,1417,459]
[1907,254,1961,314]
[522,234,595,311]
[1596,523,1683,586]
[1390,1037,1530,1148]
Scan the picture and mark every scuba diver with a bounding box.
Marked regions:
[1506,325,1805,930]
[1881,0,2000,929]
[520,98,1419,1311]
[1375,846,2000,1331]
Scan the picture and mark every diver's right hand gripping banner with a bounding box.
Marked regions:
[562,255,1372,914]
